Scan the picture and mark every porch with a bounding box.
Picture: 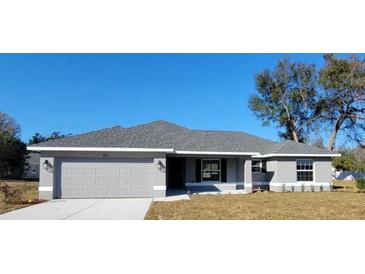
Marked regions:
[166,155,253,193]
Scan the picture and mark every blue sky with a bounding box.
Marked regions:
[0,53,362,145]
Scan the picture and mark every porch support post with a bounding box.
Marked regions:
[244,159,253,193]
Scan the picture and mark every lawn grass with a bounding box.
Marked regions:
[146,180,365,220]
[0,180,39,215]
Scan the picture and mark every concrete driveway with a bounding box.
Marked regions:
[0,198,152,220]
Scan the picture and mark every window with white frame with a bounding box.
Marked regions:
[201,159,221,182]
[252,160,267,173]
[296,159,313,181]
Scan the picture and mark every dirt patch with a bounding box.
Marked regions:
[0,180,40,214]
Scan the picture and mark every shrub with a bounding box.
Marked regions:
[0,183,25,204]
[356,178,365,192]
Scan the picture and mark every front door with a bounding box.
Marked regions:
[167,158,185,188]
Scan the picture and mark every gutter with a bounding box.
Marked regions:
[252,153,342,158]
[27,146,259,156]
[27,146,341,157]
[27,146,175,153]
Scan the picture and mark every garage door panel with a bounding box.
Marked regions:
[59,157,153,198]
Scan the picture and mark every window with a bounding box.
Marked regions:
[252,160,261,173]
[202,159,221,182]
[296,159,313,181]
[252,160,267,173]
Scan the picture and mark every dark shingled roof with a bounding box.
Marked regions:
[29,120,335,155]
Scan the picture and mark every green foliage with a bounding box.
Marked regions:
[0,112,28,179]
[249,54,365,149]
[249,58,319,142]
[29,131,71,145]
[333,147,365,172]
[318,54,365,150]
[332,151,357,171]
[356,178,365,191]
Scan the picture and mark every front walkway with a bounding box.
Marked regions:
[0,198,152,220]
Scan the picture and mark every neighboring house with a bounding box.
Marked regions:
[23,152,40,180]
[27,120,340,200]
[332,169,365,180]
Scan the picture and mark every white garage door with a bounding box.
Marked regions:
[57,158,153,198]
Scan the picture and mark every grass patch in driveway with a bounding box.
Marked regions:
[0,180,40,214]
[145,191,365,220]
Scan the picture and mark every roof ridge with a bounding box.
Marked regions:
[128,120,191,131]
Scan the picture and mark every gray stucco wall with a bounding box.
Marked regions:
[38,156,55,200]
[185,158,196,183]
[271,157,333,184]
[250,157,333,192]
[236,158,244,182]
[226,158,237,182]
[243,159,252,184]
[251,157,333,185]
[315,159,333,183]
[153,156,166,197]
[275,158,297,183]
[39,151,167,199]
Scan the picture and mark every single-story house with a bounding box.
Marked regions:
[27,120,340,200]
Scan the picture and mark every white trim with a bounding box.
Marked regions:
[26,146,341,158]
[186,182,244,187]
[39,186,53,192]
[270,182,331,186]
[153,185,167,191]
[296,159,314,182]
[253,153,341,158]
[175,150,259,156]
[27,146,174,153]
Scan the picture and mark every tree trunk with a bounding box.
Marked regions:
[289,120,300,142]
[291,129,299,142]
[327,116,344,151]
